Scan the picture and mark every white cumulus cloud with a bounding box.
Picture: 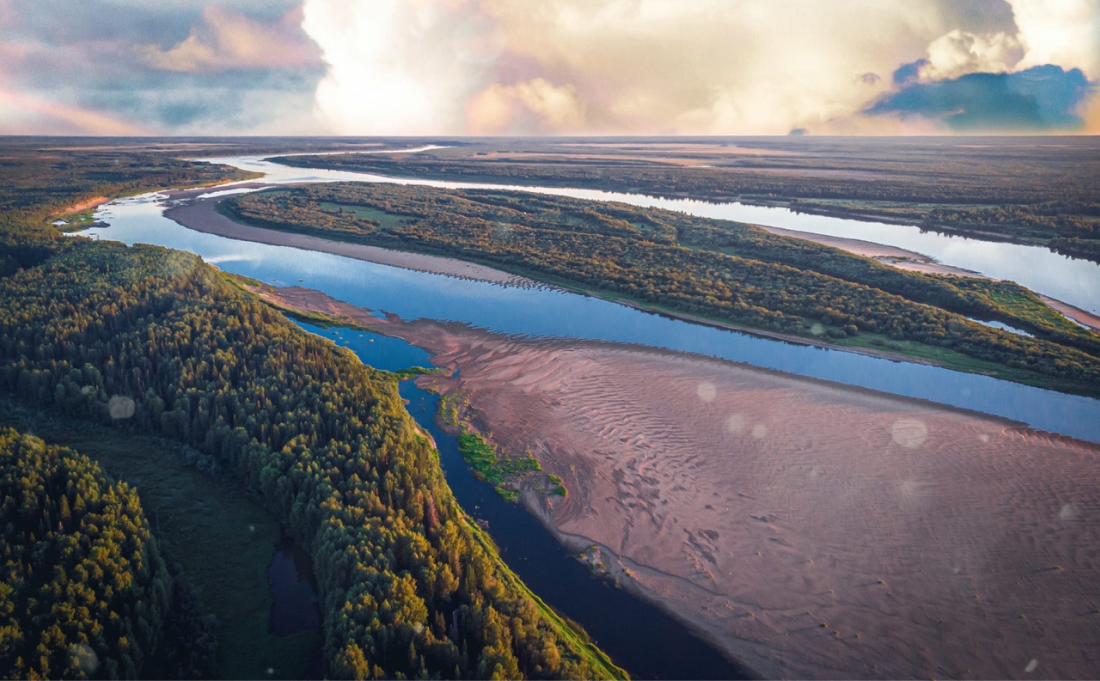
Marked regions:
[298,0,1100,135]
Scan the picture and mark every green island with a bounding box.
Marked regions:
[223,182,1100,397]
[0,149,626,679]
[436,392,546,503]
[271,138,1100,264]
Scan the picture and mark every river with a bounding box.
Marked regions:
[292,321,751,679]
[86,186,1100,443]
[202,153,1100,316]
[78,153,1100,677]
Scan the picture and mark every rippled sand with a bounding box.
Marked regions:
[264,286,1100,679]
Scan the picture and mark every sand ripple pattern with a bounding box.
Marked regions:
[414,329,1100,679]
[271,289,1100,679]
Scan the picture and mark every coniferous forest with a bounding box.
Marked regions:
[0,149,622,679]
[1,427,170,679]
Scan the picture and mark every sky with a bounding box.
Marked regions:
[0,0,1097,136]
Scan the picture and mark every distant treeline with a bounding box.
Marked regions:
[226,183,1100,396]
[273,143,1100,263]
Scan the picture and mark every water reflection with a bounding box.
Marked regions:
[267,534,321,637]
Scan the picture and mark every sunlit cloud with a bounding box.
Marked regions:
[303,0,499,135]
[0,87,152,136]
[1008,0,1100,76]
[141,5,321,73]
[1,0,1098,135]
[918,30,1024,80]
[299,0,1099,135]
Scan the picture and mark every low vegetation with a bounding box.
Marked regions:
[272,138,1100,263]
[438,393,543,503]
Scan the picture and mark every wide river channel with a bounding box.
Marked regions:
[80,154,1100,677]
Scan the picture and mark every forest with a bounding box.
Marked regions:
[272,137,1100,263]
[0,427,171,679]
[0,146,622,679]
[225,183,1100,397]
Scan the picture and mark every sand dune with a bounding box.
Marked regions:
[260,286,1100,679]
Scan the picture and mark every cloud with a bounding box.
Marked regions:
[303,0,501,135]
[466,78,586,134]
[0,87,152,135]
[918,29,1023,80]
[303,0,957,135]
[0,0,324,134]
[142,5,321,73]
[2,0,1098,135]
[1008,0,1099,76]
[865,64,1092,131]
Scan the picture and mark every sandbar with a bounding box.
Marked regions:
[259,285,1100,680]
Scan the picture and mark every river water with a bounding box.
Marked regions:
[203,154,1100,316]
[293,321,750,679]
[86,188,1100,443]
[79,154,1100,677]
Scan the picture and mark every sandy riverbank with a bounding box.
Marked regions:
[755,225,985,277]
[164,192,535,287]
[260,285,1100,680]
[1039,295,1100,333]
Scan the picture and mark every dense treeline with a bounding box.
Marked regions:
[0,237,621,679]
[0,148,258,279]
[0,146,621,679]
[0,427,171,679]
[227,184,1100,395]
[0,148,265,680]
[273,138,1100,263]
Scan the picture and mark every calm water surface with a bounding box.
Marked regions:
[267,534,321,637]
[85,192,1100,443]
[203,154,1100,315]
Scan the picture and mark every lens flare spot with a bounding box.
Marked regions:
[725,414,746,434]
[752,424,767,439]
[69,644,98,675]
[1059,503,1076,521]
[697,381,717,402]
[1025,659,1038,673]
[108,395,135,420]
[810,322,825,336]
[891,418,927,448]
